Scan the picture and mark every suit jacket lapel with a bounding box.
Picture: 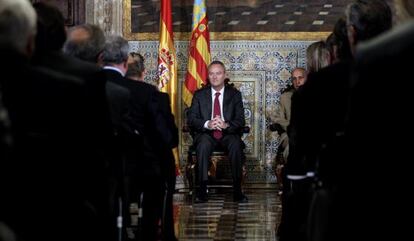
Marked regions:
[205,88,212,120]
[223,86,231,121]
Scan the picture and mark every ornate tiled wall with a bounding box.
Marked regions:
[129,40,312,183]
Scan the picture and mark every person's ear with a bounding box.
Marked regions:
[96,52,104,66]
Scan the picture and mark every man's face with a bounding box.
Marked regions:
[292,69,307,89]
[208,64,226,90]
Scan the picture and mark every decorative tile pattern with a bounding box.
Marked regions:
[129,40,312,183]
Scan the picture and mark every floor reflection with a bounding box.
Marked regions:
[173,188,281,241]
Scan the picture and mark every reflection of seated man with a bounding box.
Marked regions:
[187,60,247,203]
[272,67,307,162]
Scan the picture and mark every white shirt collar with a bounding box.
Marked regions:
[103,66,125,77]
[211,86,224,96]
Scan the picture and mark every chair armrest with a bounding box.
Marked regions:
[269,123,285,135]
[182,125,191,133]
[242,126,250,134]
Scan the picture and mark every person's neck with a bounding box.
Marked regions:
[212,85,224,92]
[106,63,127,76]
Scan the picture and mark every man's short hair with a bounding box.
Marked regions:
[292,67,306,75]
[0,0,37,53]
[208,60,226,72]
[345,0,392,42]
[102,35,129,65]
[329,18,353,61]
[126,52,145,79]
[63,24,105,63]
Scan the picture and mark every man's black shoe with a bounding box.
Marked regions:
[233,193,248,203]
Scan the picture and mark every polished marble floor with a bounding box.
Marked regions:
[172,187,281,241]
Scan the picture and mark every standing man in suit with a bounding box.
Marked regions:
[126,51,179,241]
[103,36,174,241]
[187,60,247,203]
[0,1,109,240]
[345,0,413,240]
[31,5,114,233]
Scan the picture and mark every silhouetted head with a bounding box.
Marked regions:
[345,0,392,55]
[0,0,37,56]
[64,24,105,64]
[33,2,66,53]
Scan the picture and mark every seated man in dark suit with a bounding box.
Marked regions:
[187,60,247,203]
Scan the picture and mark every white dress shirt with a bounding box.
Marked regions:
[204,87,225,129]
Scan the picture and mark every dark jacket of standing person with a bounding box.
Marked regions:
[0,1,109,241]
[30,4,115,239]
[345,18,414,241]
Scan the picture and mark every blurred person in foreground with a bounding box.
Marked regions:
[345,0,413,240]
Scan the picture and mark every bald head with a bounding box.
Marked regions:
[63,24,105,63]
[291,68,307,89]
[67,27,90,42]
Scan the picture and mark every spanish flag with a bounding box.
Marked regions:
[183,0,211,107]
[158,0,180,174]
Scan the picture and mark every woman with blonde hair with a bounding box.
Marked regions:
[306,40,331,73]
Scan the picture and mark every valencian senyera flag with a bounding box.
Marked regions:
[158,0,180,175]
[183,0,211,107]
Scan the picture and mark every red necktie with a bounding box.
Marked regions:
[213,92,222,139]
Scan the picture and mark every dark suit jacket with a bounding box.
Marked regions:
[157,92,178,149]
[157,92,178,185]
[105,78,132,136]
[0,49,104,241]
[0,89,12,172]
[104,69,171,165]
[32,51,115,230]
[32,51,112,138]
[343,20,414,241]
[187,84,245,138]
[287,61,351,177]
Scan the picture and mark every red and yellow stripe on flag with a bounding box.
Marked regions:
[158,0,180,174]
[183,0,211,107]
